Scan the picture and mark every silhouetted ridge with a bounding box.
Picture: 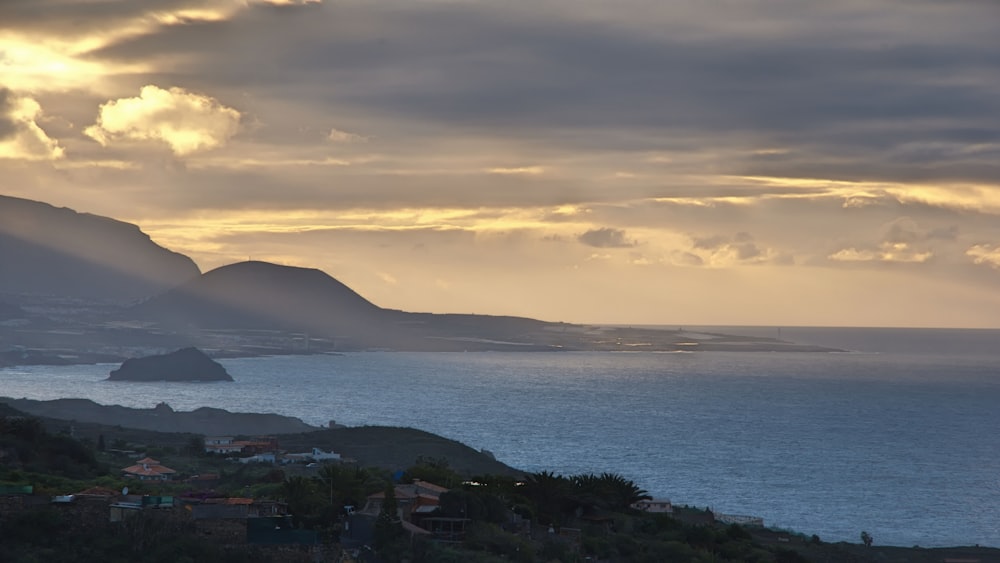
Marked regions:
[132,261,385,337]
[0,195,200,301]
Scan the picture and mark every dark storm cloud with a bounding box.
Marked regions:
[692,232,765,262]
[77,0,1000,188]
[0,0,216,35]
[578,228,636,248]
[0,89,16,139]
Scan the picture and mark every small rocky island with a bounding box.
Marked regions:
[108,347,233,382]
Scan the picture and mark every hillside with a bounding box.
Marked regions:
[0,398,316,436]
[0,194,841,358]
[131,260,383,336]
[0,195,199,302]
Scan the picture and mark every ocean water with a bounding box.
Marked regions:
[2,327,999,547]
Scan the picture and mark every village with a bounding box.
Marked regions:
[4,408,996,562]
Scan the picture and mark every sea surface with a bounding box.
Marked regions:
[2,326,999,547]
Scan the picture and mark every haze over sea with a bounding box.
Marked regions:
[3,327,999,548]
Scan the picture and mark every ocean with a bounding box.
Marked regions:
[2,326,999,547]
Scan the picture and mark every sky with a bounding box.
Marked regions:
[2,0,1000,328]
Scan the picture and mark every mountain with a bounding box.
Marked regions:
[2,195,840,357]
[131,260,387,340]
[130,260,568,350]
[0,195,200,302]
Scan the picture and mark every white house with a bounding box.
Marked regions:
[309,447,341,461]
[238,453,277,464]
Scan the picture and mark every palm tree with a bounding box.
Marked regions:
[596,472,651,510]
[523,471,571,524]
[282,475,318,524]
[315,464,342,506]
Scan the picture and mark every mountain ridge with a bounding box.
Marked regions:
[0,194,841,358]
[0,194,200,302]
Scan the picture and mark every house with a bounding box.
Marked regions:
[122,457,177,481]
[360,487,419,518]
[109,495,175,522]
[307,447,340,461]
[238,437,280,455]
[360,480,446,521]
[239,453,277,464]
[190,498,295,545]
[282,447,341,464]
[632,498,673,513]
[204,436,243,455]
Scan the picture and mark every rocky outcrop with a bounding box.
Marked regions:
[108,347,233,382]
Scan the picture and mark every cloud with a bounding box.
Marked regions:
[966,244,1000,269]
[828,245,932,264]
[826,217,957,265]
[487,166,545,175]
[327,127,368,143]
[688,232,777,266]
[578,227,636,248]
[85,85,241,155]
[0,89,64,160]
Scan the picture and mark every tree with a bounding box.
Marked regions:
[404,456,461,488]
[861,530,873,547]
[282,476,319,526]
[570,472,651,511]
[183,435,205,456]
[522,471,571,525]
[97,434,106,452]
[374,482,403,551]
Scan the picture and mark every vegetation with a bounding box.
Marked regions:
[3,410,1000,563]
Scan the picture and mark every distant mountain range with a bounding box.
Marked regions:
[0,195,199,302]
[0,194,839,362]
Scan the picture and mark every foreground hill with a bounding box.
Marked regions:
[0,194,199,302]
[0,399,515,475]
[0,398,315,436]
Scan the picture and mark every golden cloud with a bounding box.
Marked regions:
[487,166,545,175]
[966,244,1000,269]
[0,92,64,161]
[85,85,241,156]
[828,243,932,264]
[327,127,369,143]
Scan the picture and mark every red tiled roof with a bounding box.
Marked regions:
[122,456,176,477]
[369,488,418,500]
[204,497,253,505]
[413,480,449,494]
[75,486,118,496]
